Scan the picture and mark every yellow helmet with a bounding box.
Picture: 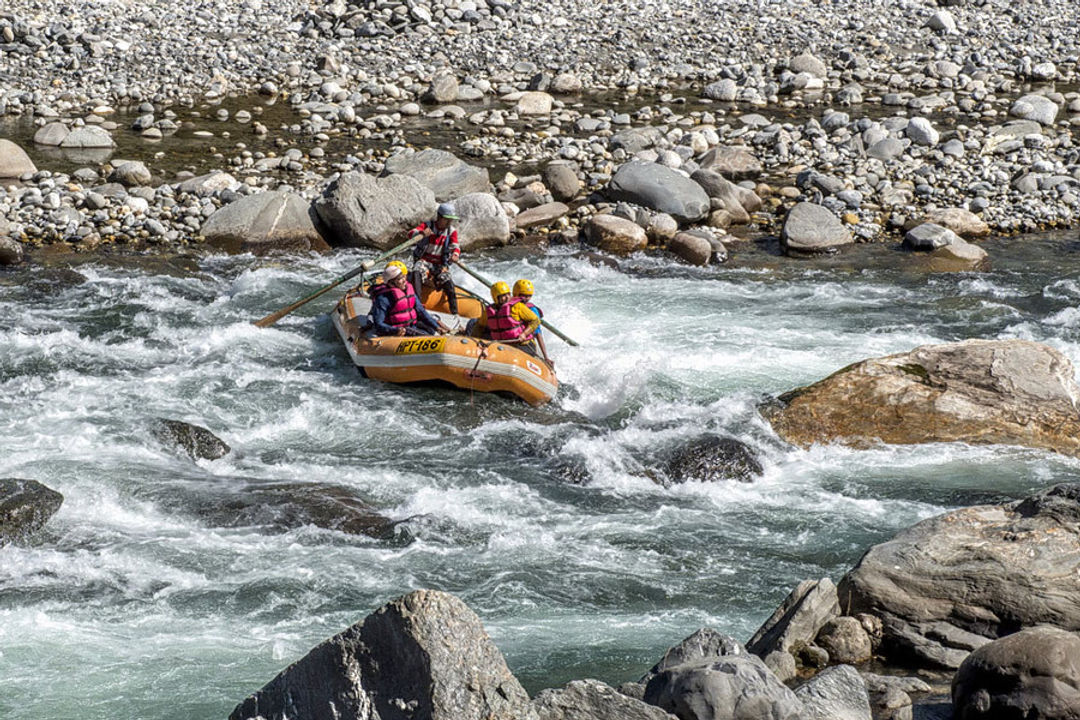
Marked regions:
[491,281,511,300]
[388,260,408,275]
[513,279,534,297]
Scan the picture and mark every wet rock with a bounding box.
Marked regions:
[0,139,36,178]
[0,478,64,546]
[316,171,435,250]
[765,339,1080,457]
[151,418,231,461]
[929,239,988,269]
[534,679,676,720]
[746,578,841,681]
[453,192,510,250]
[607,162,710,224]
[921,208,990,238]
[840,483,1080,670]
[109,160,153,187]
[667,232,712,266]
[904,223,959,250]
[543,163,579,201]
[698,146,762,180]
[795,665,872,720]
[517,91,554,115]
[583,214,647,255]
[33,122,70,146]
[781,202,853,255]
[0,237,25,266]
[639,628,747,687]
[815,617,872,664]
[230,589,536,720]
[59,126,115,149]
[951,627,1080,720]
[382,149,491,202]
[515,202,570,230]
[691,169,751,224]
[643,654,803,720]
[201,191,331,255]
[664,435,762,483]
[647,213,679,244]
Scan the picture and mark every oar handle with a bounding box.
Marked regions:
[453,259,580,347]
[253,236,421,328]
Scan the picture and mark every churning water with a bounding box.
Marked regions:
[3,235,1080,719]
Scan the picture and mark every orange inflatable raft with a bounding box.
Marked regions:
[331,286,558,405]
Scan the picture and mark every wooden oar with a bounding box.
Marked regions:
[253,236,420,328]
[453,259,580,347]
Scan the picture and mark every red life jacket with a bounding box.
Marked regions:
[487,296,528,341]
[370,281,419,328]
[414,221,459,265]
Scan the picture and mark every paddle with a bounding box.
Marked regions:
[253,236,420,328]
[453,259,580,347]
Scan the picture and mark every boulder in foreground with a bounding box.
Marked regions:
[763,339,1080,457]
[1,478,64,546]
[840,483,1080,669]
[533,679,676,720]
[230,589,536,720]
[781,202,852,255]
[201,191,331,255]
[316,171,435,249]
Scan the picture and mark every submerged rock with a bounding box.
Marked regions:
[0,478,64,546]
[230,589,536,720]
[534,679,676,720]
[151,418,231,460]
[664,435,763,484]
[0,236,25,266]
[763,339,1080,456]
[201,191,331,255]
[952,627,1080,720]
[840,484,1080,670]
[316,171,435,249]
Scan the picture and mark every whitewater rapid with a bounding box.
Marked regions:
[2,236,1080,718]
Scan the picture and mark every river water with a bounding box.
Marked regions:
[2,234,1080,718]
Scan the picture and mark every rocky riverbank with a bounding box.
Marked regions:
[3,0,1080,264]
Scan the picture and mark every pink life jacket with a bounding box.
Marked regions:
[487,296,528,341]
[370,281,419,327]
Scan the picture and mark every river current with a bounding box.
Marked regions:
[2,235,1080,718]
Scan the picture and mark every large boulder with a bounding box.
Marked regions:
[1010,94,1060,126]
[517,91,554,115]
[543,163,579,201]
[610,127,665,154]
[33,122,70,146]
[381,149,490,202]
[201,191,331,255]
[230,589,536,720]
[922,208,990,238]
[151,419,231,461]
[815,617,873,665]
[453,192,510,250]
[316,171,435,250]
[763,339,1080,456]
[59,126,116,148]
[639,628,748,688]
[698,146,763,180]
[0,139,37,178]
[1,478,64,546]
[746,578,840,680]
[0,236,24,266]
[839,484,1080,670]
[952,627,1080,720]
[690,170,750,224]
[667,232,713,266]
[109,161,153,187]
[795,665,872,720]
[904,222,959,250]
[607,162,710,224]
[533,679,676,720]
[515,202,570,230]
[781,202,852,255]
[643,654,803,720]
[583,214,647,255]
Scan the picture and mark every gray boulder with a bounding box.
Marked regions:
[230,589,536,720]
[781,202,853,255]
[867,138,907,161]
[794,665,872,720]
[921,208,990,238]
[698,146,762,180]
[33,122,70,146]
[930,239,988,268]
[453,192,509,250]
[667,232,712,266]
[177,171,240,196]
[316,171,435,249]
[1010,94,1060,126]
[109,161,153,187]
[60,126,116,149]
[151,419,231,461]
[534,679,676,720]
[815,617,872,664]
[664,436,762,484]
[201,191,331,255]
[791,52,828,78]
[1,478,64,546]
[607,162,710,224]
[643,655,803,720]
[704,80,738,102]
[691,170,751,224]
[840,483,1080,670]
[381,149,490,202]
[640,628,747,687]
[517,91,554,115]
[423,74,458,103]
[610,127,665,154]
[0,139,37,178]
[0,236,24,266]
[543,163,579,201]
[747,578,840,680]
[583,214,647,255]
[515,202,570,230]
[904,223,959,250]
[905,118,939,146]
[952,627,1080,720]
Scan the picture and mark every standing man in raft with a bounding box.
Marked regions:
[409,202,461,316]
